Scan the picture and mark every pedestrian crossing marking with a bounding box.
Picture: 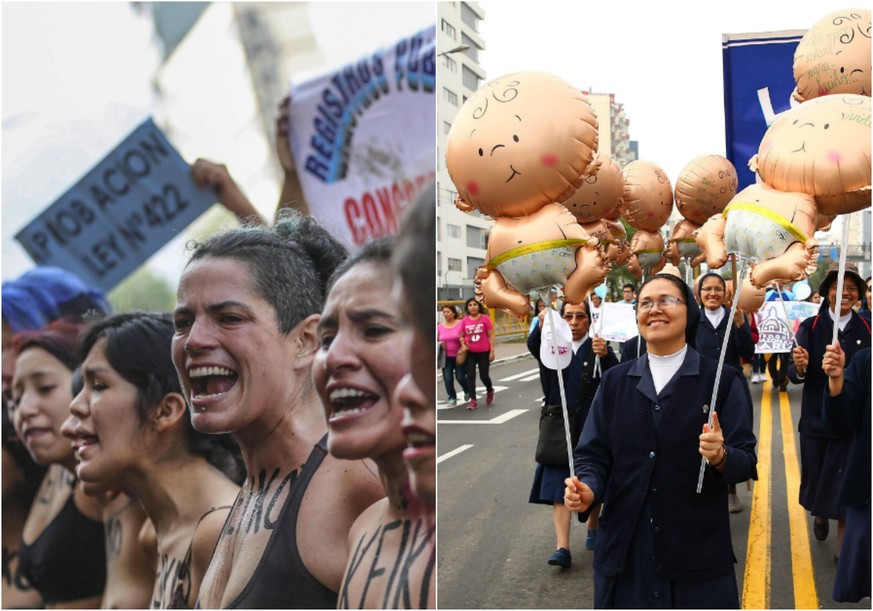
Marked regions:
[438,409,528,425]
[498,368,540,382]
[437,444,473,464]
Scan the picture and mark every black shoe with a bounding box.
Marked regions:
[547,547,571,568]
[813,518,829,541]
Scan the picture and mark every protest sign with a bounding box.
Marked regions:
[754,301,819,353]
[287,25,436,249]
[722,30,804,191]
[596,302,638,343]
[14,118,214,292]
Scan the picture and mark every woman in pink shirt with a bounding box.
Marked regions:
[460,298,495,409]
[438,305,469,408]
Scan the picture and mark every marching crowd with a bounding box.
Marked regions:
[438,263,871,608]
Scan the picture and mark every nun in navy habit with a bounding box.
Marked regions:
[564,274,758,609]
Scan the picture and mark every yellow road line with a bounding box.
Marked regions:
[742,379,771,609]
[779,389,819,609]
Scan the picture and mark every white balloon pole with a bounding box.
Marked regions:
[696,255,747,494]
[587,293,602,378]
[831,219,851,347]
[775,283,799,348]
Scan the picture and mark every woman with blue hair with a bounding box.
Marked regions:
[3,267,110,401]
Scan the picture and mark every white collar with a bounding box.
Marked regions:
[827,308,853,331]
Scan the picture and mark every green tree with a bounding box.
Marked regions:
[109,265,176,313]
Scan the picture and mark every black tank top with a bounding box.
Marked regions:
[225,435,337,609]
[17,494,106,604]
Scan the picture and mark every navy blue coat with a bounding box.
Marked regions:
[573,348,757,581]
[696,307,754,374]
[527,325,618,426]
[822,348,871,508]
[788,303,871,438]
[620,335,647,361]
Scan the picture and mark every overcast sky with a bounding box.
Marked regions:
[478,0,855,185]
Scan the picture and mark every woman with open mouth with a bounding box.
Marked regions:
[392,185,437,516]
[564,273,758,609]
[67,312,242,608]
[313,238,435,609]
[9,318,106,609]
[171,211,385,609]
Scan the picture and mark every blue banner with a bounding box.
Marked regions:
[722,31,804,190]
[14,118,214,292]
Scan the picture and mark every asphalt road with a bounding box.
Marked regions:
[436,351,870,609]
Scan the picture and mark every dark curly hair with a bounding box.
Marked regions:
[185,210,348,335]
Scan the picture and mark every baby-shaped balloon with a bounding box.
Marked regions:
[725,277,767,313]
[674,155,738,226]
[696,182,819,289]
[792,9,871,102]
[621,160,674,232]
[665,219,706,268]
[626,229,667,280]
[666,155,737,268]
[561,153,628,266]
[446,72,606,317]
[750,94,871,215]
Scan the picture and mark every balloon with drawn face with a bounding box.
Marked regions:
[561,153,625,224]
[674,155,738,225]
[751,94,871,215]
[446,72,600,218]
[793,9,871,102]
[621,160,674,232]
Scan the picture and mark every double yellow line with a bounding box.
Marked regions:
[742,380,819,609]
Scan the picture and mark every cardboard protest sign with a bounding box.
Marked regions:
[754,301,819,353]
[14,118,214,292]
[287,25,436,249]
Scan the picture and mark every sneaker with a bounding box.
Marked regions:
[447,398,457,407]
[728,493,743,513]
[486,389,495,405]
[585,529,597,550]
[547,547,571,568]
[467,400,477,410]
[750,373,760,384]
[463,393,471,402]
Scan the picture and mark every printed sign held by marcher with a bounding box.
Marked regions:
[287,25,436,249]
[596,302,639,343]
[754,301,819,353]
[14,118,214,292]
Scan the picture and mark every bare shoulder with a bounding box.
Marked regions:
[191,506,233,572]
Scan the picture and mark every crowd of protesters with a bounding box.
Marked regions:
[2,100,436,608]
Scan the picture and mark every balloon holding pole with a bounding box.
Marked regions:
[696,255,748,494]
[831,219,851,347]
